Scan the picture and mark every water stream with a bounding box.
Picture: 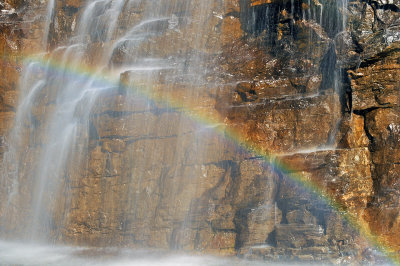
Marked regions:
[1,0,221,244]
[0,0,379,264]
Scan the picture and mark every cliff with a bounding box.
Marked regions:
[0,0,399,264]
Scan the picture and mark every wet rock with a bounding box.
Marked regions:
[2,0,400,263]
[348,0,400,59]
[225,94,341,153]
[337,113,370,149]
[274,224,327,248]
[350,43,400,111]
[334,31,362,69]
[0,111,14,136]
[101,139,126,153]
[1,90,19,110]
[286,209,316,224]
[278,148,373,212]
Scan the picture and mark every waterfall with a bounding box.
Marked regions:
[0,0,222,245]
[42,0,55,49]
[1,0,390,264]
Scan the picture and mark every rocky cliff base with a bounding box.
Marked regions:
[0,0,399,264]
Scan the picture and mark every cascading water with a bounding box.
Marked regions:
[0,0,392,264]
[1,0,231,247]
[43,0,55,49]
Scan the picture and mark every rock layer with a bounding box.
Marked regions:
[0,0,399,264]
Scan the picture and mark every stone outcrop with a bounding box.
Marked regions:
[349,43,400,252]
[0,0,399,264]
[0,0,47,152]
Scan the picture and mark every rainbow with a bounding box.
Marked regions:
[1,52,399,264]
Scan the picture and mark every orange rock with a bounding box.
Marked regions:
[251,0,272,6]
[221,16,243,46]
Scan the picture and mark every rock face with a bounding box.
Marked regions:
[0,0,399,264]
[352,43,400,252]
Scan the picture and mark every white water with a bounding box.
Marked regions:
[0,240,279,266]
[0,0,368,264]
[42,0,55,49]
[0,0,221,244]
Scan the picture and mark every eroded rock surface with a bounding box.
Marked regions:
[0,0,399,264]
